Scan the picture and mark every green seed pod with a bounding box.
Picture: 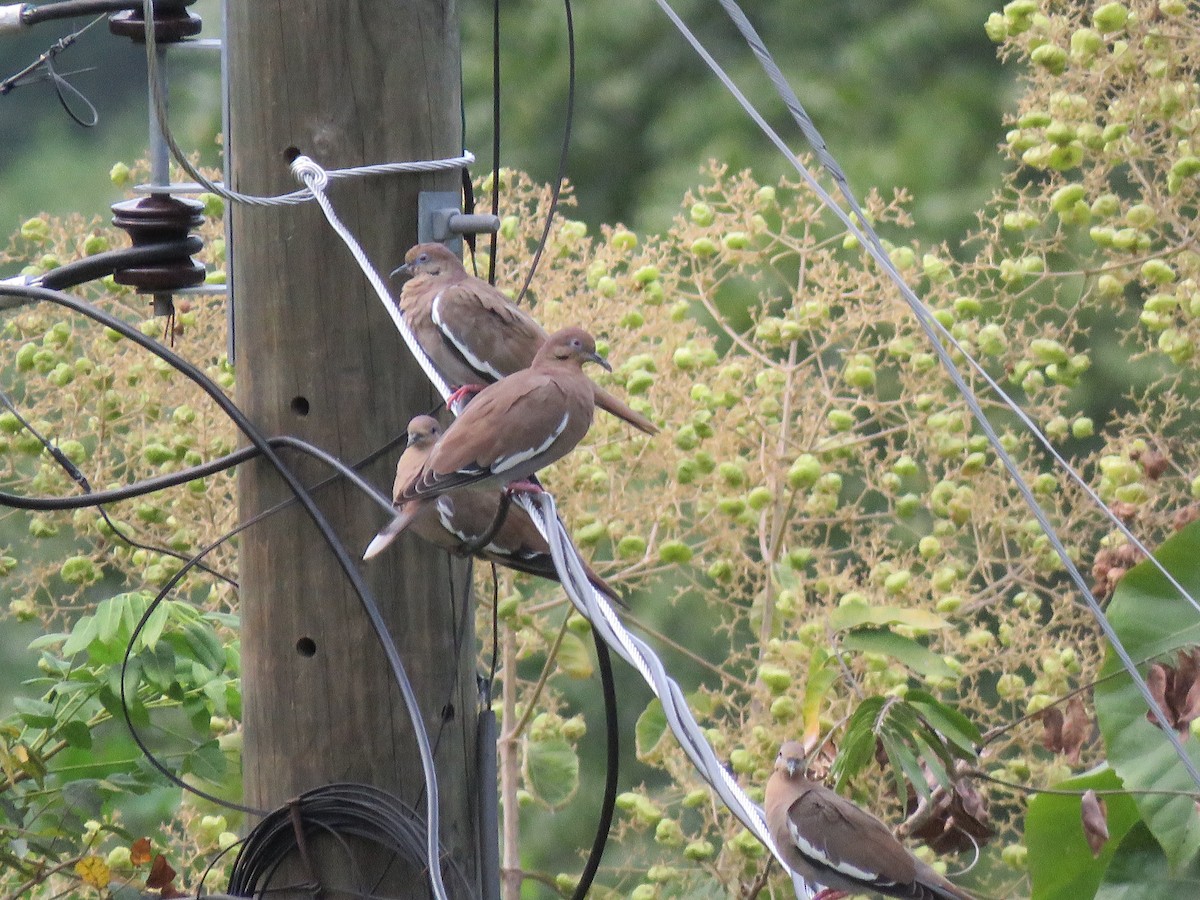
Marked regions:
[689,202,715,226]
[1092,2,1129,33]
[1031,43,1068,74]
[21,217,50,243]
[658,540,693,564]
[758,664,792,694]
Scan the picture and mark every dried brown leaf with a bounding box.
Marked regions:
[1060,696,1090,765]
[1081,789,1109,858]
[1041,706,1065,753]
[145,854,176,891]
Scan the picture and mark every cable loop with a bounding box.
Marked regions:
[289,155,329,193]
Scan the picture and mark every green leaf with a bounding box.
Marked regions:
[183,739,227,783]
[59,720,93,749]
[635,698,667,761]
[1026,766,1141,900]
[827,604,948,632]
[181,619,225,674]
[139,643,177,693]
[138,600,170,651]
[95,595,124,646]
[907,689,983,753]
[1095,821,1200,899]
[831,692,977,797]
[61,614,98,658]
[840,628,956,679]
[802,647,838,747]
[833,696,886,787]
[12,697,57,729]
[1094,520,1200,869]
[524,737,579,809]
[27,632,68,651]
[556,632,594,679]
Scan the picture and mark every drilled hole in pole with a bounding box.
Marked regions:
[296,637,317,657]
[291,396,310,416]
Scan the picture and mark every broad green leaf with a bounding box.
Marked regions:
[27,632,68,651]
[139,643,177,693]
[1095,821,1200,899]
[556,632,594,679]
[635,698,668,761]
[827,604,948,632]
[95,596,124,646]
[137,597,170,651]
[840,628,956,679]
[225,681,242,720]
[61,614,98,658]
[178,619,225,674]
[183,739,227,783]
[524,737,579,809]
[1094,520,1200,869]
[12,697,57,729]
[1026,766,1140,900]
[59,720,93,749]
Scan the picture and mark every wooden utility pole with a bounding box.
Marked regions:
[225,2,482,895]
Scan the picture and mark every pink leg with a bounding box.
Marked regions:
[812,891,848,900]
[504,480,544,495]
[447,384,486,409]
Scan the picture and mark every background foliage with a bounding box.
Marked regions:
[2,1,1200,898]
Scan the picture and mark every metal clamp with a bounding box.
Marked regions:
[418,191,500,252]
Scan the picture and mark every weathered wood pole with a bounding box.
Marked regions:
[225,2,481,894]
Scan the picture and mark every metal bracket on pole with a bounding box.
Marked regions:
[418,191,500,255]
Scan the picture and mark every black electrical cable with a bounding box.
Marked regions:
[487,0,500,286]
[37,237,203,291]
[0,282,451,897]
[224,783,474,899]
[512,0,574,307]
[571,635,618,900]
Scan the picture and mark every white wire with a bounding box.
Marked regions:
[289,154,808,897]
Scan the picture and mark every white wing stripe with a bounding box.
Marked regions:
[492,412,569,474]
[787,819,879,883]
[431,290,505,381]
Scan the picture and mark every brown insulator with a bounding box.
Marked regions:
[110,194,205,292]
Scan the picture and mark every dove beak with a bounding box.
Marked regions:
[390,263,411,279]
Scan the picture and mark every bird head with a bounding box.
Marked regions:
[391,242,462,280]
[406,415,443,448]
[540,327,612,372]
[775,740,808,779]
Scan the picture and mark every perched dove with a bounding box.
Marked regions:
[364,415,624,605]
[393,242,657,435]
[765,741,975,900]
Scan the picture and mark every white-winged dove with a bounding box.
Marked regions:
[765,741,975,900]
[394,327,608,504]
[394,242,658,435]
[363,416,624,605]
